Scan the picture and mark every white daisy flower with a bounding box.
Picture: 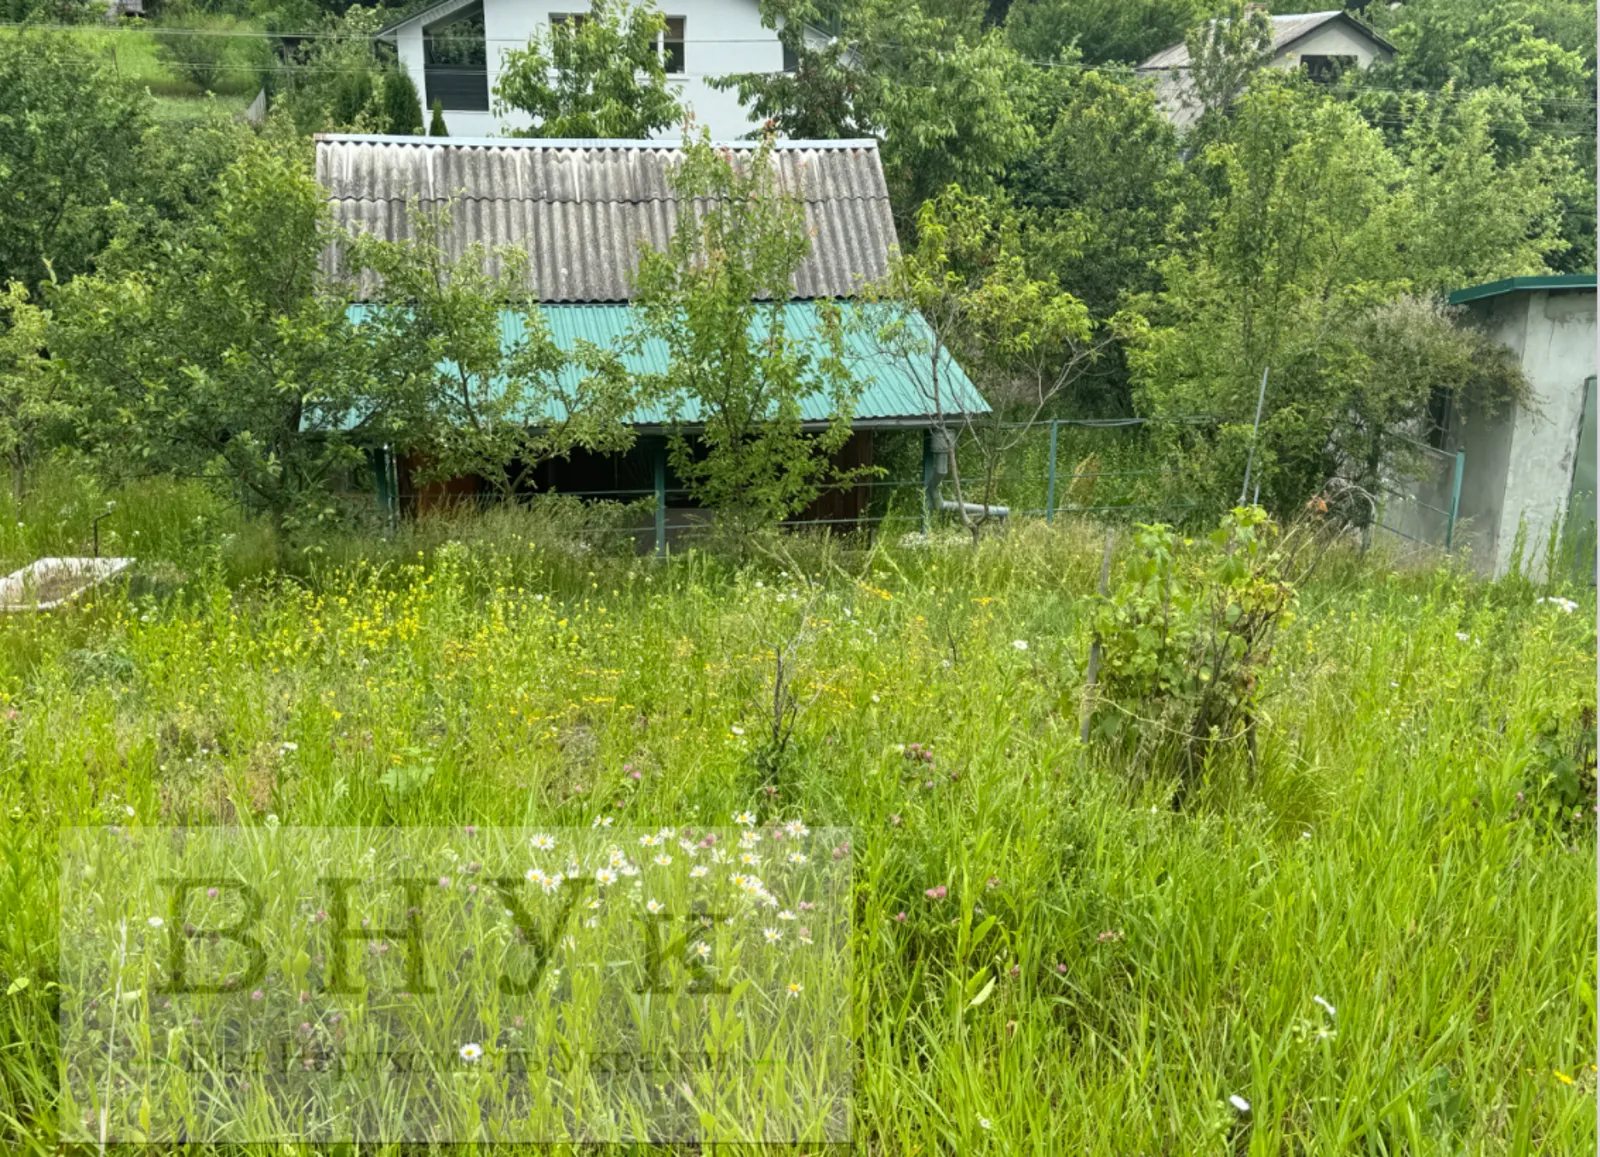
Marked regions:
[459,1042,484,1063]
[147,916,164,929]
[594,868,617,886]
[787,851,809,865]
[734,811,757,826]
[689,865,709,879]
[777,909,796,921]
[1012,639,1029,651]
[646,899,665,915]
[690,941,712,960]
[592,815,614,828]
[653,853,673,867]
[978,1117,992,1130]
[763,927,782,944]
[786,981,804,999]
[530,834,556,852]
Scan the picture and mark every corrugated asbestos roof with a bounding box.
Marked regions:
[317,135,898,302]
[347,301,990,426]
[1138,11,1392,70]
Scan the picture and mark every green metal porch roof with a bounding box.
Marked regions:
[348,301,989,427]
[1448,274,1597,305]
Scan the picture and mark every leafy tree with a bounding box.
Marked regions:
[0,283,67,505]
[348,205,639,503]
[1007,68,1189,316]
[1005,0,1206,66]
[380,68,425,135]
[270,8,392,135]
[631,133,864,532]
[1125,78,1566,514]
[1004,67,1191,412]
[495,0,682,138]
[429,98,448,136]
[153,8,273,94]
[49,129,399,543]
[1353,0,1597,271]
[1334,295,1527,497]
[715,0,1033,222]
[1181,0,1273,127]
[862,185,1096,536]
[0,32,152,295]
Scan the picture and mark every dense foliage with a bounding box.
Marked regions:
[1,0,1593,522]
[631,134,864,531]
[494,0,683,138]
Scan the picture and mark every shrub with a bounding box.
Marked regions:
[380,69,424,135]
[153,11,271,95]
[1090,505,1302,789]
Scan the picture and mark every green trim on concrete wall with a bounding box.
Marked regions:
[1447,274,1597,305]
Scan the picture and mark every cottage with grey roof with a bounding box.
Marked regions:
[316,133,989,535]
[1138,8,1394,129]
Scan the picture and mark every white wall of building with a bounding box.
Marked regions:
[1270,22,1389,72]
[1415,288,1598,578]
[388,0,786,140]
[1492,290,1597,577]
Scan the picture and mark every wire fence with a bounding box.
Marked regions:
[1368,434,1465,553]
[372,415,1475,560]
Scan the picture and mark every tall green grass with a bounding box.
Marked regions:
[0,491,1591,1152]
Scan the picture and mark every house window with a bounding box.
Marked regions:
[423,4,488,111]
[552,11,681,74]
[1301,54,1356,84]
[660,16,685,74]
[782,39,799,73]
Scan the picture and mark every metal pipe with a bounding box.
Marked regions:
[1445,450,1465,550]
[1045,419,1060,524]
[1240,365,1270,505]
[939,500,1010,519]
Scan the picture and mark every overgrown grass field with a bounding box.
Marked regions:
[0,485,1593,1152]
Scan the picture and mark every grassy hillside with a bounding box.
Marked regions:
[0,22,262,119]
[0,486,1592,1151]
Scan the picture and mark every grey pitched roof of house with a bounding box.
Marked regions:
[315,134,898,303]
[1137,10,1394,71]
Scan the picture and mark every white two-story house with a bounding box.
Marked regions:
[377,0,798,139]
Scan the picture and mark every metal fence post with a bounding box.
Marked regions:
[1239,365,1270,505]
[1045,419,1060,524]
[653,439,667,558]
[1445,450,1465,550]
